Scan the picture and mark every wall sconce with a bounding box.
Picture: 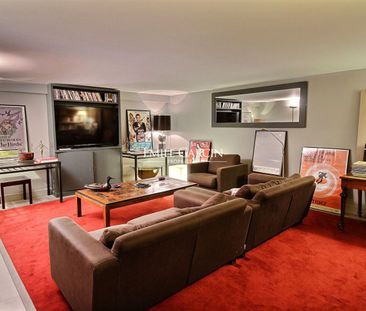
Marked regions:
[153,115,171,150]
[289,97,300,122]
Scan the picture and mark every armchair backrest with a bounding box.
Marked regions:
[208,154,241,174]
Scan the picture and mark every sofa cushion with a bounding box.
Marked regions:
[179,193,232,215]
[128,207,182,229]
[99,224,136,248]
[188,173,217,189]
[208,154,241,174]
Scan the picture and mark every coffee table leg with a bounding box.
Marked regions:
[77,197,82,217]
[104,207,110,227]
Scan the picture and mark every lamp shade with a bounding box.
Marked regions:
[153,115,171,131]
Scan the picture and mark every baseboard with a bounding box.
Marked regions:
[3,188,49,203]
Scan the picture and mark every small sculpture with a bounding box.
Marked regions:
[102,176,113,191]
[84,176,114,192]
[37,140,48,158]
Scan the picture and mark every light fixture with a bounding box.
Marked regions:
[289,97,300,122]
[153,115,171,150]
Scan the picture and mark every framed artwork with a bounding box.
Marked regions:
[188,140,212,163]
[300,147,350,214]
[252,130,287,176]
[0,105,29,158]
[126,109,153,151]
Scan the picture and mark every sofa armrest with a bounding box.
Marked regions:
[217,163,248,192]
[247,173,284,185]
[48,217,119,311]
[187,161,209,174]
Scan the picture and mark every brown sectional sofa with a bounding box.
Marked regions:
[49,197,252,311]
[175,173,316,251]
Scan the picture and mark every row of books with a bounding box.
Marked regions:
[351,161,366,177]
[53,89,117,103]
[216,100,241,110]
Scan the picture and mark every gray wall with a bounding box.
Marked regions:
[169,69,366,215]
[0,81,50,200]
[170,69,366,169]
[2,68,366,212]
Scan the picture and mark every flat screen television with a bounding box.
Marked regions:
[216,110,241,123]
[55,105,119,149]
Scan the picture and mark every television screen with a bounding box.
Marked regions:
[55,105,119,149]
[217,111,241,123]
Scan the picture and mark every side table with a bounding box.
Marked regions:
[339,175,366,230]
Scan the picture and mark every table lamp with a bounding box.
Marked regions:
[153,115,171,150]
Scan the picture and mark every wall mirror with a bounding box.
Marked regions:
[212,81,308,128]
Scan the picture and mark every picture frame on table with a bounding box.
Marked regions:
[188,140,212,163]
[0,105,29,158]
[299,146,350,214]
[126,109,153,151]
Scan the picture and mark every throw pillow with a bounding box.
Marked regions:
[179,192,231,215]
[223,188,240,196]
[201,192,231,207]
[99,224,136,248]
[235,179,284,199]
[178,205,203,215]
[127,207,182,229]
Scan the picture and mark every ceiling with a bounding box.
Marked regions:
[1,0,366,93]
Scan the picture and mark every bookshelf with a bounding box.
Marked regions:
[47,84,122,193]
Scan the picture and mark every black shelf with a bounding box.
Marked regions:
[53,99,118,105]
[54,100,118,106]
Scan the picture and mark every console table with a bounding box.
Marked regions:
[122,150,186,181]
[0,160,63,203]
[339,174,366,230]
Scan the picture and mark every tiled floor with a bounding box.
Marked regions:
[1,195,60,210]
[0,241,35,311]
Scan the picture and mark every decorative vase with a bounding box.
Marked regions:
[18,152,34,161]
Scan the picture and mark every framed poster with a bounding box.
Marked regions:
[252,130,287,176]
[300,147,350,213]
[126,110,153,151]
[0,105,29,158]
[188,140,212,163]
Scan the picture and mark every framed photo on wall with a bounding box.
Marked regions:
[0,105,29,158]
[300,147,350,214]
[126,109,153,151]
[188,140,212,163]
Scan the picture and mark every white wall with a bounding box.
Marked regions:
[169,69,366,215]
[0,81,50,201]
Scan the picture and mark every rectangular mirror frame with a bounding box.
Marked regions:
[211,81,308,128]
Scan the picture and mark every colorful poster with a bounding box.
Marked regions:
[300,147,349,213]
[126,110,153,151]
[0,105,28,157]
[188,140,211,163]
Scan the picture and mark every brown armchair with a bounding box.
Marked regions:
[187,154,247,192]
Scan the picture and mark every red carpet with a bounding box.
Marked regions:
[1,198,366,311]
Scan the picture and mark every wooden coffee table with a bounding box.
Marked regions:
[75,177,197,227]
